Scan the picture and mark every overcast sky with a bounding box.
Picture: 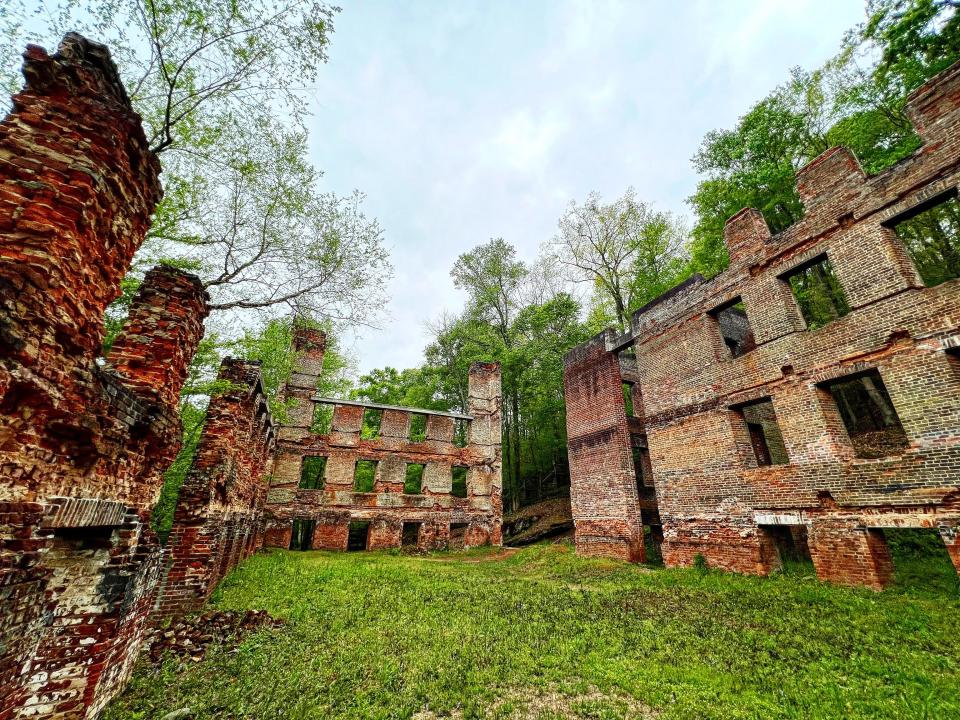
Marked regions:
[308,0,866,374]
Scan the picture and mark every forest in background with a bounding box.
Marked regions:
[2,0,958,522]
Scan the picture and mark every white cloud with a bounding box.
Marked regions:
[308,0,867,375]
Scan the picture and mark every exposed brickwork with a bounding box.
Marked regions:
[264,328,503,551]
[156,359,276,617]
[564,60,960,590]
[0,35,209,719]
[563,333,645,561]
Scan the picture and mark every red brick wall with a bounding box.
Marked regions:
[156,359,276,617]
[264,332,502,552]
[564,60,960,589]
[0,35,209,718]
[562,332,645,561]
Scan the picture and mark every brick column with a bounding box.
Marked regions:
[468,361,502,546]
[107,266,209,410]
[563,332,644,562]
[808,521,894,590]
[282,326,326,435]
[0,34,163,362]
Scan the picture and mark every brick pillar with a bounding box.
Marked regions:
[563,332,644,562]
[808,522,894,590]
[468,361,503,546]
[284,326,327,431]
[0,34,163,363]
[107,266,209,409]
[156,359,275,618]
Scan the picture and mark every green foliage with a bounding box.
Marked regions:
[104,543,960,719]
[299,456,327,490]
[891,193,960,286]
[687,0,959,278]
[353,460,376,493]
[403,463,424,494]
[360,408,382,440]
[784,256,851,330]
[862,0,960,93]
[549,189,688,330]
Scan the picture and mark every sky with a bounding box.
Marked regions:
[309,0,867,375]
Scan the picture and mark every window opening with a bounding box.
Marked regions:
[889,190,960,287]
[354,460,378,492]
[404,463,425,494]
[821,370,908,458]
[299,456,327,489]
[781,255,850,330]
[451,466,468,498]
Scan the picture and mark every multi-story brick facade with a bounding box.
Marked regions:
[0,35,209,718]
[156,359,277,618]
[263,328,503,551]
[564,60,960,589]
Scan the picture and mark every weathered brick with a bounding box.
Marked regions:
[564,60,960,590]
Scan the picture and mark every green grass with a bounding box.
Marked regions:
[106,542,959,720]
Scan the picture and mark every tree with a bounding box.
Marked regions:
[860,0,960,92]
[450,239,528,500]
[3,2,393,328]
[687,0,960,278]
[549,188,687,331]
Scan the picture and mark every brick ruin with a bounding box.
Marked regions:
[564,60,960,589]
[0,33,504,717]
[263,329,503,552]
[156,358,277,617]
[0,35,209,718]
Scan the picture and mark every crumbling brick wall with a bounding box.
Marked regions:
[563,60,960,590]
[156,359,277,617]
[0,35,209,718]
[263,328,503,551]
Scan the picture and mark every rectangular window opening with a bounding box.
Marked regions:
[884,527,957,588]
[289,519,315,551]
[623,383,635,417]
[781,255,850,330]
[404,463,425,494]
[409,413,427,442]
[451,465,468,498]
[821,370,909,458]
[311,403,333,435]
[736,398,789,466]
[453,419,469,448]
[353,459,378,492]
[401,522,421,548]
[759,524,813,572]
[299,456,327,490]
[449,522,469,550]
[710,297,756,358]
[347,521,370,551]
[889,190,960,287]
[361,408,383,440]
[945,345,960,380]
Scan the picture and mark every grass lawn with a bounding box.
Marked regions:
[105,542,960,719]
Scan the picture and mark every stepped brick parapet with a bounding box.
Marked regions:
[263,328,503,552]
[564,60,960,589]
[0,35,209,719]
[156,359,277,617]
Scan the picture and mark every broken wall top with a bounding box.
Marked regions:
[626,58,960,345]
